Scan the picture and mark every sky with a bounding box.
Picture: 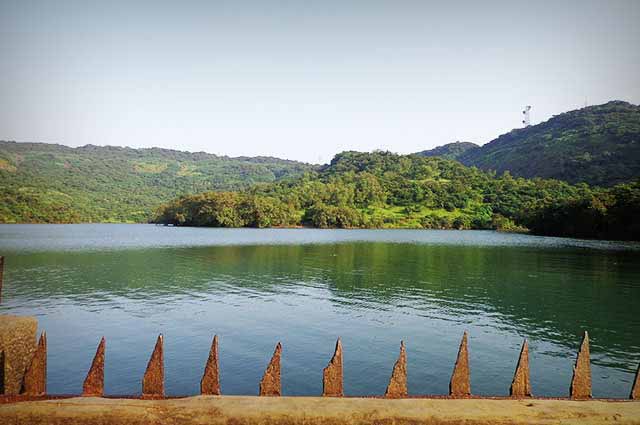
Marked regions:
[1,0,639,164]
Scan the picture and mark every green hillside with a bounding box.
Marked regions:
[457,101,640,186]
[154,151,640,241]
[415,141,479,160]
[0,141,313,223]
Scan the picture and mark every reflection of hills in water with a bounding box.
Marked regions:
[4,243,639,372]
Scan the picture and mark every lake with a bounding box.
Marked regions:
[0,224,639,398]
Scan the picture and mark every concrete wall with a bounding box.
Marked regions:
[1,396,639,425]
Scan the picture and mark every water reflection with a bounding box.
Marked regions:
[0,228,639,398]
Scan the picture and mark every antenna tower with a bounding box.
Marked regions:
[522,105,532,127]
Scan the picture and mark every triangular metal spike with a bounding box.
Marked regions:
[449,331,471,397]
[82,337,106,397]
[385,341,408,398]
[570,331,592,399]
[22,332,47,395]
[200,335,221,395]
[631,362,640,400]
[259,342,282,396]
[142,334,164,398]
[322,338,343,397]
[510,339,532,397]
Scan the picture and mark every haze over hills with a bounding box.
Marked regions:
[452,101,640,187]
[0,141,314,223]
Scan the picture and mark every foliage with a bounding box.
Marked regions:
[154,150,640,240]
[415,141,479,160]
[525,181,640,240]
[153,191,299,228]
[456,101,640,187]
[4,101,640,241]
[0,141,314,223]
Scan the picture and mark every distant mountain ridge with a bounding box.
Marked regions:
[0,141,314,223]
[455,101,640,186]
[415,141,479,160]
[3,100,639,224]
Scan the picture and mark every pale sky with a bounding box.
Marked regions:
[1,0,639,164]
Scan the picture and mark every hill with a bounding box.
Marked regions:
[457,101,640,186]
[154,151,640,240]
[415,141,479,160]
[0,141,314,223]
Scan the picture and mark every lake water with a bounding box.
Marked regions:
[1,224,639,398]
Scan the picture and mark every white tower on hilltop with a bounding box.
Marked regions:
[522,105,532,127]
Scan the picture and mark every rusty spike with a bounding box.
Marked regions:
[82,337,105,397]
[631,362,640,400]
[385,341,408,398]
[259,342,282,396]
[569,331,591,399]
[510,339,532,397]
[449,331,471,397]
[200,335,221,395]
[322,338,343,397]
[142,334,164,398]
[22,332,47,395]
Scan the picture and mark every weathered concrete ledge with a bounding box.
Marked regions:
[0,395,638,425]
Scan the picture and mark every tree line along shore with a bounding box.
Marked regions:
[154,151,640,241]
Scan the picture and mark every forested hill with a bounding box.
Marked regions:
[456,101,640,186]
[415,141,479,160]
[155,151,640,241]
[0,141,314,223]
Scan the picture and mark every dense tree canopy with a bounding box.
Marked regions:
[457,101,640,186]
[154,151,640,241]
[0,141,313,223]
[415,141,479,160]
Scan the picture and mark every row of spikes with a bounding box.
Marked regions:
[20,331,640,400]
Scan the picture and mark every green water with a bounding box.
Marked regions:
[0,225,638,397]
